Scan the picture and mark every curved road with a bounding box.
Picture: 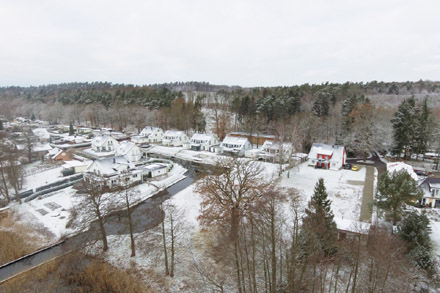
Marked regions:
[0,169,195,284]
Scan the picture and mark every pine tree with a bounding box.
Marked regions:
[69,122,75,136]
[301,178,338,256]
[413,97,431,158]
[312,93,329,117]
[391,97,417,159]
[375,170,423,225]
[398,211,433,270]
[0,120,3,131]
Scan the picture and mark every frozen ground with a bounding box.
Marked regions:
[11,164,187,240]
[86,161,368,292]
[279,162,366,222]
[21,165,65,191]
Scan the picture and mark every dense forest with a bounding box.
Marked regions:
[1,80,440,156]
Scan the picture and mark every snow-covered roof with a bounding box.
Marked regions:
[334,217,371,234]
[308,143,345,162]
[164,130,184,136]
[261,140,292,151]
[221,136,249,146]
[63,160,91,168]
[386,162,418,181]
[92,135,116,147]
[32,143,53,152]
[115,141,138,156]
[139,126,162,137]
[141,163,167,172]
[32,128,50,140]
[190,133,217,143]
[87,156,134,176]
[418,177,440,198]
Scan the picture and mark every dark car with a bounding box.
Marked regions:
[416,170,428,176]
[344,163,352,170]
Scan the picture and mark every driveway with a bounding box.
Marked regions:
[359,165,375,222]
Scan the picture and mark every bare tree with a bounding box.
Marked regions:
[196,158,273,293]
[70,181,117,251]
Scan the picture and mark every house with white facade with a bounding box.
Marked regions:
[140,163,169,178]
[162,130,189,147]
[84,156,141,188]
[220,135,252,156]
[190,133,219,151]
[418,177,440,208]
[258,140,292,162]
[91,135,119,153]
[131,127,163,144]
[307,143,346,170]
[115,141,142,162]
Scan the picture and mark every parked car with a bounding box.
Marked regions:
[351,165,359,171]
[344,163,352,170]
[416,170,428,176]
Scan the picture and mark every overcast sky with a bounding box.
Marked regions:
[0,0,439,87]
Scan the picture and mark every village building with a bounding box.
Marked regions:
[189,133,219,151]
[91,135,119,153]
[47,147,71,162]
[84,156,140,188]
[220,135,252,156]
[418,177,440,208]
[162,130,189,147]
[258,140,292,162]
[61,160,91,176]
[307,143,346,170]
[115,141,142,162]
[32,128,51,142]
[139,163,169,178]
[131,127,164,144]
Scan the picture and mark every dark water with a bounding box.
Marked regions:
[0,166,196,283]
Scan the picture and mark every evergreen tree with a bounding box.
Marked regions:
[413,97,431,157]
[30,113,36,121]
[69,122,75,136]
[375,170,423,225]
[398,211,434,270]
[301,178,338,256]
[312,93,329,117]
[391,97,417,159]
[0,120,3,131]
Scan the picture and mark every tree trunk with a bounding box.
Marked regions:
[170,213,175,277]
[125,190,136,257]
[97,212,108,252]
[162,214,169,276]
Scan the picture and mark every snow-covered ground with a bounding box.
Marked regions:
[148,145,221,165]
[21,165,65,191]
[280,162,367,222]
[11,164,187,240]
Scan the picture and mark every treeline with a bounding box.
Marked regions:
[1,80,440,111]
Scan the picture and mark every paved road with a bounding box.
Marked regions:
[0,172,195,285]
[359,165,375,222]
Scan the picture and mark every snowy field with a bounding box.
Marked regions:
[280,162,367,222]
[21,165,65,191]
[11,164,187,240]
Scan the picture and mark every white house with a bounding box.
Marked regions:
[258,140,292,162]
[162,130,189,147]
[131,127,164,144]
[91,135,119,153]
[220,136,252,156]
[62,160,91,174]
[115,141,142,162]
[307,143,346,170]
[418,177,440,208]
[140,163,169,178]
[84,156,141,188]
[190,133,219,151]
